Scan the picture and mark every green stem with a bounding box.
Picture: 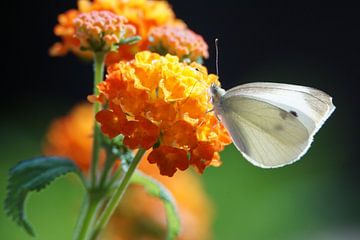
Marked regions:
[73,193,103,240]
[72,195,89,239]
[106,165,123,189]
[90,148,146,239]
[73,52,105,240]
[98,153,117,188]
[90,52,105,187]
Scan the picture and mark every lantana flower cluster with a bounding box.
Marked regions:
[149,26,209,63]
[96,51,231,177]
[50,0,174,60]
[74,10,136,52]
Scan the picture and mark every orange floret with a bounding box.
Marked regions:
[148,146,189,177]
[97,51,231,176]
[74,10,136,52]
[50,0,180,62]
[95,106,127,138]
[190,141,217,173]
[123,116,160,150]
[162,120,198,150]
[149,25,209,62]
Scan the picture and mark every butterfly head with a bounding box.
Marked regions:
[209,83,226,106]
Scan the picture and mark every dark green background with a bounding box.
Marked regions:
[2,1,359,239]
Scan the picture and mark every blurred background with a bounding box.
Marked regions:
[1,1,360,239]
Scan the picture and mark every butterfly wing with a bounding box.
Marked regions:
[218,82,335,168]
[225,82,335,135]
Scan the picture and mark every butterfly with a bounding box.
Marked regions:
[209,82,335,168]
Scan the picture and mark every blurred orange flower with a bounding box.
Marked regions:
[43,103,105,172]
[107,160,213,240]
[96,51,232,176]
[50,0,180,62]
[149,25,209,62]
[43,103,214,240]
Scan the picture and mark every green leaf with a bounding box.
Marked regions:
[4,156,83,237]
[131,171,181,240]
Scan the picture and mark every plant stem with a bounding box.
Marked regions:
[90,148,146,239]
[98,153,117,188]
[106,165,123,189]
[73,52,105,240]
[73,193,103,240]
[72,194,89,240]
[90,52,105,187]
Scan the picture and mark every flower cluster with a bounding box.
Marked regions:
[74,10,136,52]
[50,0,210,65]
[149,25,209,62]
[43,103,213,240]
[50,0,179,61]
[96,51,231,176]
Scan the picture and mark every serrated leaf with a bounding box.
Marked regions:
[4,156,83,237]
[131,171,181,240]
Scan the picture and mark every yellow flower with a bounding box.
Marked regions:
[96,51,232,176]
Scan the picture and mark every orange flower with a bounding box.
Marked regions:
[42,103,214,239]
[74,10,136,52]
[50,0,180,61]
[43,103,105,172]
[149,25,209,62]
[107,159,213,240]
[97,51,231,176]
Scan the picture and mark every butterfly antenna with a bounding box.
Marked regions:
[182,69,209,105]
[215,38,219,76]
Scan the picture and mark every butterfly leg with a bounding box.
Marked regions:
[206,108,214,113]
[204,108,222,123]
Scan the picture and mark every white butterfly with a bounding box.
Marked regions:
[209,82,335,168]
